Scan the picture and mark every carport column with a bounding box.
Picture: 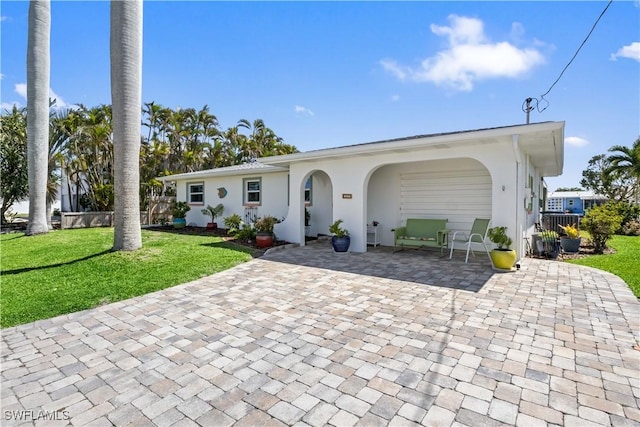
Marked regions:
[513,134,524,261]
[330,162,367,253]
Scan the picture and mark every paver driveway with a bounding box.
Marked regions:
[2,241,639,426]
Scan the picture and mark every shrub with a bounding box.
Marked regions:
[235,223,256,241]
[581,203,623,254]
[621,219,640,236]
[606,201,640,233]
[223,213,242,234]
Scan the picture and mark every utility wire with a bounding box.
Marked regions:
[524,0,613,115]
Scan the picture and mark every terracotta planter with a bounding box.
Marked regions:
[206,222,217,230]
[490,249,517,271]
[255,233,274,248]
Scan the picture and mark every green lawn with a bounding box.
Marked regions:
[566,235,640,298]
[1,228,256,328]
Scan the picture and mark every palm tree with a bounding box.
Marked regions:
[111,0,142,251]
[26,0,51,235]
[608,137,640,203]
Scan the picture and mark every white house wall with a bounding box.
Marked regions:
[280,139,524,254]
[175,171,290,227]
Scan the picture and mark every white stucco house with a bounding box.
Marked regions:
[159,121,565,261]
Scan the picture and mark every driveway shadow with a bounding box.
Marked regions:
[262,240,496,292]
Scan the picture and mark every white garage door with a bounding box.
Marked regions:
[400,160,492,234]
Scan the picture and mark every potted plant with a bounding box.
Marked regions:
[171,201,191,229]
[201,203,224,230]
[558,223,581,253]
[540,230,560,258]
[254,215,279,248]
[487,226,517,270]
[329,219,350,252]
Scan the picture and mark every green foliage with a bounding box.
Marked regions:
[223,213,242,233]
[567,235,640,298]
[305,207,311,226]
[540,230,559,241]
[201,203,224,221]
[581,154,636,202]
[235,223,256,241]
[604,200,640,231]
[171,201,191,218]
[329,219,349,237]
[0,228,255,327]
[0,106,28,224]
[581,203,623,254]
[487,226,512,249]
[621,220,640,236]
[254,215,280,234]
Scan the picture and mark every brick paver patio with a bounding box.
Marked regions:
[1,240,639,426]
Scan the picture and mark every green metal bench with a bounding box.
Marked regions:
[393,218,449,256]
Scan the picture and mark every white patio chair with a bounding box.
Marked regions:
[449,218,491,263]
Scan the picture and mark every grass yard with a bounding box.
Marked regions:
[1,228,256,328]
[566,235,640,298]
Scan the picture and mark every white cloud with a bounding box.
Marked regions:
[610,42,640,62]
[1,102,22,111]
[294,105,314,116]
[380,14,545,91]
[15,83,27,99]
[391,94,400,102]
[13,82,74,109]
[565,136,589,148]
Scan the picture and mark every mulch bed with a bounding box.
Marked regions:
[145,225,301,252]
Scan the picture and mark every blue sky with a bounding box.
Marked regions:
[1,1,639,191]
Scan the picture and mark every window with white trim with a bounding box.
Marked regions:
[244,177,261,205]
[188,182,204,204]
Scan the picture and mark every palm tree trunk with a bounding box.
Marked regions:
[26,0,51,235]
[111,0,142,251]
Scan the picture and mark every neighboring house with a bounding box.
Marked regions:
[160,121,565,260]
[546,190,607,215]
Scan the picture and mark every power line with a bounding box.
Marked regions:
[523,0,613,118]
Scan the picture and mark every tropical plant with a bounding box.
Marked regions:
[581,203,623,254]
[254,215,280,234]
[201,204,224,222]
[0,107,28,224]
[305,207,311,227]
[223,213,242,233]
[608,137,640,180]
[540,230,559,242]
[111,0,143,251]
[581,154,636,202]
[26,0,51,235]
[171,201,191,219]
[235,223,256,241]
[329,219,349,237]
[558,223,580,239]
[487,226,512,249]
